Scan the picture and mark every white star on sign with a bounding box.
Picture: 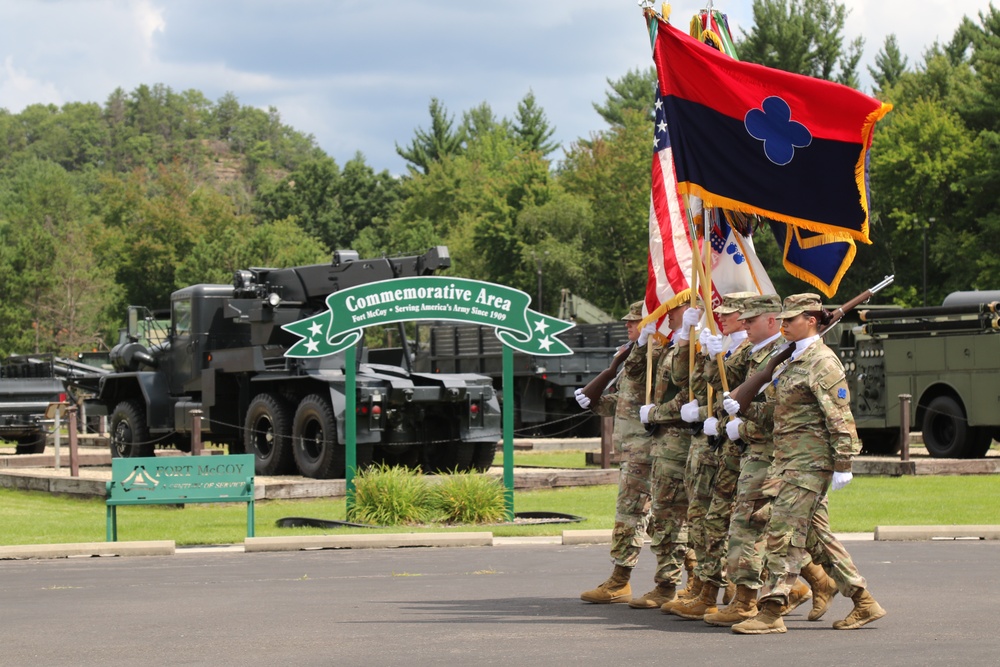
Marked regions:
[305,338,319,353]
[308,321,323,337]
[538,337,552,351]
[533,319,549,334]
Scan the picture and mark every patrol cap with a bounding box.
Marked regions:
[778,293,824,319]
[622,300,644,321]
[738,294,783,320]
[713,291,757,315]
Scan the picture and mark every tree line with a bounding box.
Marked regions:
[2,0,999,358]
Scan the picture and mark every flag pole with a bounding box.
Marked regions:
[683,195,730,395]
[687,228,699,402]
[705,208,730,394]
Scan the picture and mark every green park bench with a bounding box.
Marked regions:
[106,454,255,542]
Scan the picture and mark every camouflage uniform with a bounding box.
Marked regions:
[683,347,720,585]
[687,292,755,590]
[697,337,753,588]
[591,308,653,570]
[722,333,784,589]
[757,298,867,607]
[643,336,694,587]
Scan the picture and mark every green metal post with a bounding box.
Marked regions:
[502,344,514,520]
[345,345,357,518]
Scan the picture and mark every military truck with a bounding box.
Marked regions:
[832,291,1000,458]
[413,321,626,437]
[72,247,502,479]
[1,354,106,454]
[1,356,67,454]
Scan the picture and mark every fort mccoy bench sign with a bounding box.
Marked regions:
[281,276,576,517]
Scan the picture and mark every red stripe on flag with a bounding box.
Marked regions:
[646,143,692,318]
[655,21,885,144]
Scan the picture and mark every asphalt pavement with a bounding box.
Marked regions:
[2,538,998,666]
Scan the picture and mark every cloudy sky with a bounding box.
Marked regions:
[0,1,993,174]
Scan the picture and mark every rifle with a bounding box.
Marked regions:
[727,275,895,413]
[580,341,635,406]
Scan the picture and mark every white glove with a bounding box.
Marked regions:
[832,471,853,491]
[705,333,725,357]
[676,309,702,341]
[680,399,700,423]
[722,392,741,416]
[639,404,655,424]
[699,326,712,349]
[637,322,656,346]
[683,307,702,330]
[726,417,743,441]
[574,387,591,409]
[703,416,719,436]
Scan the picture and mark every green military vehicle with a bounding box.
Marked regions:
[832,291,1000,458]
[70,247,502,479]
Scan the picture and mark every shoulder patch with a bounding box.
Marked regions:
[818,366,845,391]
[837,387,847,399]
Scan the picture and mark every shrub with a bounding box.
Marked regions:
[351,464,435,525]
[431,471,506,524]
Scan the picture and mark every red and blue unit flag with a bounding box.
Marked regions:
[652,19,892,244]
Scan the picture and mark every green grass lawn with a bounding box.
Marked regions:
[1,474,998,547]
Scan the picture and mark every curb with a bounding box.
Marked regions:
[0,540,175,559]
[0,529,894,559]
[19,527,997,559]
[874,525,1000,540]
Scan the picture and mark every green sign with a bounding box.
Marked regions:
[282,276,574,358]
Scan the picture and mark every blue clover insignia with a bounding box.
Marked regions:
[725,242,745,265]
[745,96,812,166]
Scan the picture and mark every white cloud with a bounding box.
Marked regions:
[0,0,995,174]
[131,0,166,63]
[0,56,62,109]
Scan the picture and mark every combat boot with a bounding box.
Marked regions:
[580,564,632,604]
[704,584,758,627]
[731,599,787,635]
[832,588,886,630]
[628,582,676,609]
[779,578,813,616]
[721,581,737,605]
[800,561,839,621]
[672,581,720,620]
[675,550,698,597]
[661,576,703,614]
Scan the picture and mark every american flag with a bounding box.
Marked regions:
[644,85,694,327]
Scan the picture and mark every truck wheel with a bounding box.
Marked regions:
[922,396,970,458]
[245,393,294,476]
[14,432,46,455]
[292,394,344,479]
[967,427,994,458]
[472,442,497,472]
[110,400,154,458]
[858,429,901,456]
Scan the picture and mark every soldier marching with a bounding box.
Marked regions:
[576,291,887,635]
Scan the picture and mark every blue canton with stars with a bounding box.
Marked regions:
[744,96,812,166]
[652,87,672,156]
